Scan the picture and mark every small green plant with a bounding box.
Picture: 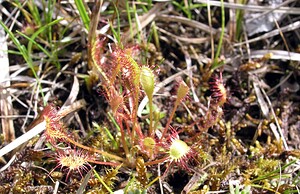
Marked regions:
[1,1,298,193]
[34,37,229,184]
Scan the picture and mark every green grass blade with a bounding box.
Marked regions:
[0,21,29,62]
[74,0,90,30]
[212,0,225,70]
[252,160,296,183]
[16,31,51,59]
[7,50,23,56]
[137,0,149,12]
[172,1,192,19]
[132,3,142,43]
[103,126,118,149]
[126,0,134,39]
[27,0,41,26]
[107,112,121,133]
[235,1,244,41]
[112,2,121,46]
[0,19,61,104]
[93,169,114,193]
[26,18,63,68]
[46,0,55,43]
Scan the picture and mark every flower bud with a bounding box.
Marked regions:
[140,66,155,100]
[176,80,189,103]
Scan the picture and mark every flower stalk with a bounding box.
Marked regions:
[161,80,189,139]
[140,66,155,137]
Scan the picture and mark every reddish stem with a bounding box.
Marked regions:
[161,102,179,139]
[144,156,169,166]
[87,159,121,167]
[65,136,125,162]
